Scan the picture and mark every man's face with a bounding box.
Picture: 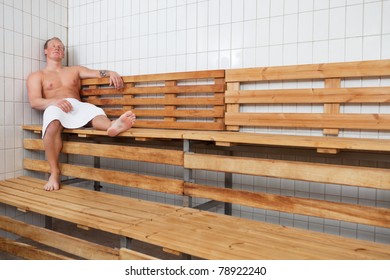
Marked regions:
[44,39,65,60]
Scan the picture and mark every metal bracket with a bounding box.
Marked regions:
[120,236,132,249]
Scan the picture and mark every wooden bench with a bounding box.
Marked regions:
[3,62,390,259]
[0,214,156,260]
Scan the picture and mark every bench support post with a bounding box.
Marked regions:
[224,172,233,215]
[94,156,102,191]
[45,216,53,230]
[183,140,193,207]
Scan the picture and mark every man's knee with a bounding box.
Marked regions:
[44,120,63,137]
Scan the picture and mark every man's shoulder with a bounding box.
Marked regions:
[27,70,44,81]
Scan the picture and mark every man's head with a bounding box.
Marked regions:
[44,37,65,59]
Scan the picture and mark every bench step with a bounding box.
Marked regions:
[23,125,390,152]
[1,176,390,259]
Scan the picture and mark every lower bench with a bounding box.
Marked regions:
[1,176,390,259]
[0,214,156,260]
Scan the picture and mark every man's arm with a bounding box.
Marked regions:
[77,66,124,88]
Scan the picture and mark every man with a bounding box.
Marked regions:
[27,37,136,191]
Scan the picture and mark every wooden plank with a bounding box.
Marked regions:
[0,177,180,235]
[131,120,225,131]
[0,180,146,227]
[81,70,225,86]
[23,158,184,195]
[0,236,72,260]
[16,176,178,218]
[105,107,225,118]
[323,78,341,135]
[0,188,126,237]
[165,80,178,123]
[225,87,390,104]
[225,82,240,131]
[0,215,119,260]
[164,207,389,259]
[182,131,390,152]
[88,96,224,106]
[22,126,186,139]
[23,125,390,152]
[225,59,390,82]
[225,112,390,130]
[124,209,390,259]
[215,78,226,128]
[184,153,390,190]
[183,183,390,228]
[24,139,184,166]
[81,84,225,96]
[119,248,158,260]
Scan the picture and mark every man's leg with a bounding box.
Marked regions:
[92,111,136,136]
[43,120,63,191]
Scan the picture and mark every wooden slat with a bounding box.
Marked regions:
[23,158,184,195]
[22,125,186,139]
[181,130,390,151]
[226,82,240,131]
[131,120,225,130]
[23,125,390,152]
[0,180,145,227]
[105,107,225,118]
[0,215,119,260]
[0,236,72,260]
[0,189,128,239]
[24,139,184,166]
[165,80,178,124]
[17,176,178,218]
[184,153,390,190]
[88,96,224,106]
[81,70,225,86]
[183,183,390,228]
[0,177,180,235]
[225,87,390,104]
[119,248,158,260]
[81,84,225,96]
[323,78,341,135]
[225,112,390,130]
[124,207,390,259]
[225,59,390,82]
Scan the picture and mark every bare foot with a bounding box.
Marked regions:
[44,172,60,191]
[107,111,136,137]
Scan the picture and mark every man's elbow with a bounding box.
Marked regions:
[29,100,44,111]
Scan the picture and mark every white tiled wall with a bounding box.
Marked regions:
[66,0,390,244]
[68,0,390,73]
[0,0,67,231]
[1,0,390,243]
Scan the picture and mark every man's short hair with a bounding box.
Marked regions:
[44,37,64,50]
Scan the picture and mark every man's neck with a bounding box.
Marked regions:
[45,59,64,71]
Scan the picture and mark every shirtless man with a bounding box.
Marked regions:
[27,37,136,191]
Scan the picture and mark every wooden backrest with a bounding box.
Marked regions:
[81,70,225,131]
[225,59,390,135]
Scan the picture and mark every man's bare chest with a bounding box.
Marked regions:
[42,70,81,92]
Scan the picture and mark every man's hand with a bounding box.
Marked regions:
[54,99,73,113]
[108,71,124,89]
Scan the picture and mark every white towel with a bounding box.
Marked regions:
[42,98,106,138]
